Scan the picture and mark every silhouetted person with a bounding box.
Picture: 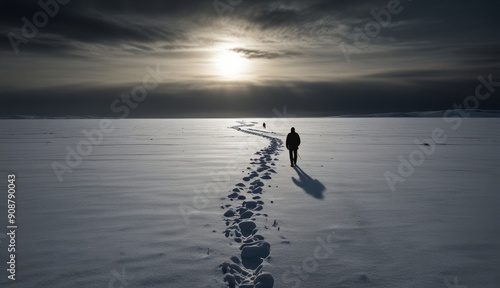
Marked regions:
[263,122,266,129]
[286,127,301,167]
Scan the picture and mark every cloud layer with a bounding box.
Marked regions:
[1,0,499,116]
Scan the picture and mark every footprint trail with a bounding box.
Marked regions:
[219,121,283,288]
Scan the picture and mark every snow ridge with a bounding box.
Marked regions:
[219,121,283,288]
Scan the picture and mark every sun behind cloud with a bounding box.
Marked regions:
[214,48,249,79]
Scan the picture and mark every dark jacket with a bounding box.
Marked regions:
[286,132,301,150]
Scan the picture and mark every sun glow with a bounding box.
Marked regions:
[214,49,249,79]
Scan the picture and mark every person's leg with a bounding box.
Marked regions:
[293,149,298,165]
[289,149,294,166]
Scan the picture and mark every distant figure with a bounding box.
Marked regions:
[286,127,301,167]
[263,122,266,129]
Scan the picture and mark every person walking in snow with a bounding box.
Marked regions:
[286,127,301,167]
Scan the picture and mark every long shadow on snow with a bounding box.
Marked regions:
[292,166,326,199]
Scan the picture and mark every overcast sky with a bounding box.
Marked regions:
[1,0,499,117]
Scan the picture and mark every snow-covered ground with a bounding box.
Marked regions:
[0,118,499,288]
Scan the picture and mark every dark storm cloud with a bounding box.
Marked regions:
[0,0,407,54]
[452,44,500,66]
[0,0,191,55]
[1,0,500,117]
[245,7,301,30]
[48,14,179,44]
[366,69,463,81]
[0,0,210,24]
[230,48,300,59]
[305,0,390,20]
[2,0,499,54]
[361,0,500,46]
[238,0,387,30]
[0,31,75,54]
[0,0,213,47]
[2,79,499,118]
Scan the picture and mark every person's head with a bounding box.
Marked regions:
[291,127,295,133]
